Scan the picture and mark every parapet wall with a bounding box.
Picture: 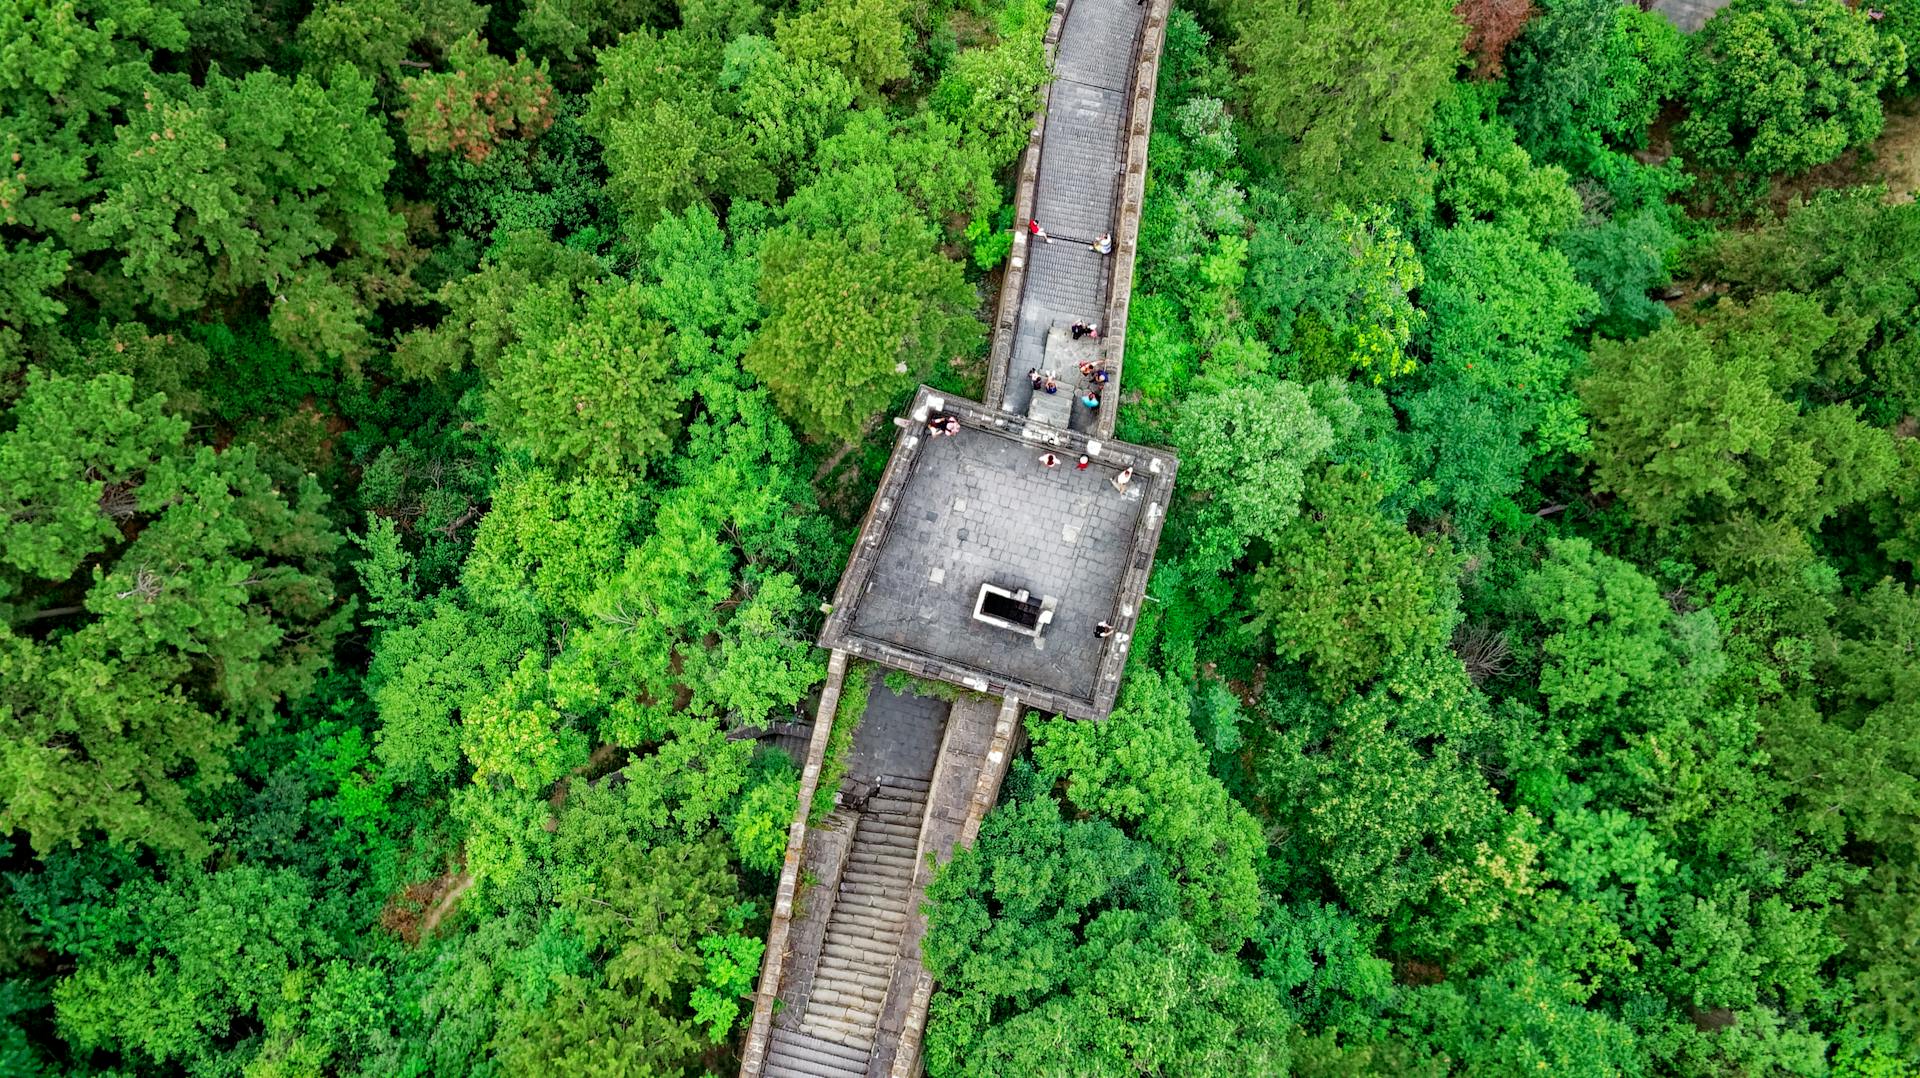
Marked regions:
[984,0,1075,412]
[1094,0,1172,439]
[736,650,851,1076]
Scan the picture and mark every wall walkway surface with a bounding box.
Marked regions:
[741,0,1172,1068]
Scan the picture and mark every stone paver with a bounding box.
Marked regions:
[847,427,1145,704]
[845,683,949,791]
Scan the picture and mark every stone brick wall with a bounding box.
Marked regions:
[983,0,1075,411]
[885,694,1023,1078]
[1093,0,1173,440]
[737,650,851,1076]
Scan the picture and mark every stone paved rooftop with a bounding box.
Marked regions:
[820,387,1174,720]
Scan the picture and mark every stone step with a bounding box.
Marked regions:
[823,919,905,946]
[811,1003,883,1032]
[841,861,911,883]
[832,890,908,914]
[816,956,891,983]
[800,1012,877,1050]
[831,898,907,924]
[823,940,899,965]
[840,880,909,901]
[848,850,917,872]
[840,861,909,881]
[879,776,931,793]
[811,980,888,1008]
[843,858,909,875]
[815,969,892,997]
[829,906,906,933]
[815,957,890,981]
[855,822,921,844]
[818,950,894,975]
[773,1031,871,1066]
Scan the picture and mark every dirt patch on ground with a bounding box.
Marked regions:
[380,859,474,945]
[1771,96,1920,210]
[418,872,476,940]
[1871,98,1920,200]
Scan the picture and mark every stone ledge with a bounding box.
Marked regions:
[737,650,849,1077]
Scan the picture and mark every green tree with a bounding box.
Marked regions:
[746,220,976,441]
[1705,189,1920,415]
[1427,84,1583,243]
[1876,437,1920,572]
[1246,465,1453,697]
[0,371,346,856]
[1516,538,1672,718]
[88,64,405,366]
[392,230,603,380]
[365,600,541,787]
[586,29,770,232]
[1252,900,1395,1027]
[297,0,485,80]
[1228,0,1463,205]
[1027,671,1266,940]
[1255,645,1522,927]
[928,26,1053,166]
[0,0,194,367]
[772,0,912,100]
[1387,959,1641,1076]
[1169,379,1335,571]
[491,837,743,1075]
[1242,195,1427,382]
[460,466,644,621]
[921,792,1289,1078]
[1419,221,1596,398]
[514,0,673,61]
[721,36,858,186]
[1679,0,1906,186]
[1580,293,1898,571]
[481,277,688,477]
[1771,580,1920,854]
[549,400,827,739]
[1397,378,1538,542]
[1556,209,1678,340]
[399,34,556,164]
[52,866,334,1070]
[1503,0,1687,165]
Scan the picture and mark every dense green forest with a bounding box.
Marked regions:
[3,0,1919,1070]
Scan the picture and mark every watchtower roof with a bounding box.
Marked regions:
[817,386,1176,720]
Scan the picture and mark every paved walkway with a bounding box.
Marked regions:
[1000,0,1146,430]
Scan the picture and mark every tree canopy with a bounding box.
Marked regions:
[6,0,1920,1074]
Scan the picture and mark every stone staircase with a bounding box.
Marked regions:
[805,778,928,1046]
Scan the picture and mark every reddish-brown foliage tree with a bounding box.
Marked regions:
[1454,0,1534,78]
[399,34,556,163]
